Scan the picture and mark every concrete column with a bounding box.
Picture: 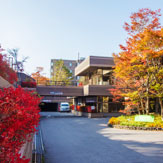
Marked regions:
[96,96,98,113]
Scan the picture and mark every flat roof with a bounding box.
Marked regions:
[51,59,77,62]
[75,56,114,76]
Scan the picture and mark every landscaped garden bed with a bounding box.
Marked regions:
[108,115,163,131]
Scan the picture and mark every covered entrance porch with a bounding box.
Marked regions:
[72,96,124,116]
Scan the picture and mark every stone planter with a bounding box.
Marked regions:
[109,124,163,131]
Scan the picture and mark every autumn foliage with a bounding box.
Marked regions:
[0,52,17,84]
[111,8,163,116]
[21,81,37,88]
[0,87,41,162]
[31,67,49,85]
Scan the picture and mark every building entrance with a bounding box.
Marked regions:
[40,102,58,112]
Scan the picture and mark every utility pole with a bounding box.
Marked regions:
[77,52,80,64]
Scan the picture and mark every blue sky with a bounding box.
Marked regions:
[0,0,163,77]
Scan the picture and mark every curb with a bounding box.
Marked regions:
[32,126,45,163]
[108,124,163,131]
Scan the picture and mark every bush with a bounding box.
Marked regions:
[21,81,37,88]
[0,87,41,162]
[109,117,120,125]
[0,54,17,84]
[108,114,163,129]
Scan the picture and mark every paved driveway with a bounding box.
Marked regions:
[40,116,163,163]
[40,112,76,118]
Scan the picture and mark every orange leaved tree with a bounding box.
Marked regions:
[111,8,163,116]
[31,67,49,85]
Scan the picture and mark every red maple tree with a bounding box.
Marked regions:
[0,47,17,84]
[0,87,41,162]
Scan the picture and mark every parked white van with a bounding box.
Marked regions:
[58,102,70,112]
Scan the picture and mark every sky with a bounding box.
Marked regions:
[0,0,163,78]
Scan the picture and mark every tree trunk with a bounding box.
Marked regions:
[159,97,163,121]
[145,83,150,114]
[145,96,149,114]
[138,109,140,115]
[155,98,159,113]
[140,98,145,114]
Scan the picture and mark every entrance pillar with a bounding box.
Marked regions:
[96,96,98,113]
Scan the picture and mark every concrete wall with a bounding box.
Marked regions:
[0,76,13,88]
[83,85,114,96]
[37,85,83,96]
[75,56,114,76]
[72,110,124,118]
[19,136,33,163]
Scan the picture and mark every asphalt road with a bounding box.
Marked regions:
[40,114,163,163]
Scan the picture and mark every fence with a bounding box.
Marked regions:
[36,80,78,86]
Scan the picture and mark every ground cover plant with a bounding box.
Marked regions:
[0,87,41,162]
[108,115,163,129]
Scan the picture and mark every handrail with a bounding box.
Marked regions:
[36,80,78,86]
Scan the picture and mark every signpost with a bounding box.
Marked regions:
[135,115,154,122]
[42,100,52,103]
[50,91,63,95]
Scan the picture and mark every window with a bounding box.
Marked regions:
[61,104,69,106]
[69,62,72,67]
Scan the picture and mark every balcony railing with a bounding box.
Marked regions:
[36,80,78,86]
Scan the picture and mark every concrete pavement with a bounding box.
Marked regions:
[40,115,163,163]
[40,112,77,118]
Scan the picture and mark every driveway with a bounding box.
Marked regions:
[40,112,76,118]
[40,116,163,163]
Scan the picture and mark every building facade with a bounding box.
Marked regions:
[74,56,124,113]
[38,56,124,113]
